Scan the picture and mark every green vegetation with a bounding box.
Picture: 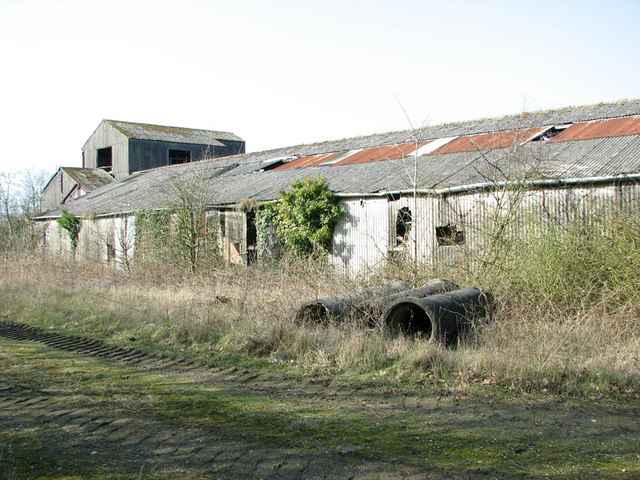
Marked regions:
[134,209,171,261]
[2,187,640,478]
[2,335,639,479]
[271,177,345,257]
[134,175,220,273]
[2,201,640,399]
[0,169,49,257]
[56,209,81,251]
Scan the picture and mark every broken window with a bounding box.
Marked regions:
[395,207,412,246]
[436,224,465,246]
[169,149,191,165]
[97,147,113,170]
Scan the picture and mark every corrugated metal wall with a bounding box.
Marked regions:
[431,182,637,273]
[330,197,389,277]
[41,181,640,276]
[44,216,133,267]
[330,181,640,277]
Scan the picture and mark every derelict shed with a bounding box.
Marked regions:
[35,100,640,277]
[41,167,115,212]
[82,120,245,180]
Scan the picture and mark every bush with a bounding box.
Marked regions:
[273,177,345,257]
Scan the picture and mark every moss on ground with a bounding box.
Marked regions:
[1,336,639,479]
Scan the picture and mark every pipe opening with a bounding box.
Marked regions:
[385,303,433,338]
[295,303,333,324]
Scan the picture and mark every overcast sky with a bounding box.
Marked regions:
[1,0,639,178]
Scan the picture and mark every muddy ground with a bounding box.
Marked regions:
[1,320,639,479]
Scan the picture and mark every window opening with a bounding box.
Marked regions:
[436,224,465,246]
[97,147,113,171]
[169,149,191,165]
[246,211,257,265]
[106,240,116,263]
[395,207,412,246]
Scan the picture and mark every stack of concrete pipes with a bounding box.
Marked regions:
[294,279,491,345]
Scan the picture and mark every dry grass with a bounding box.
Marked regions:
[2,207,640,400]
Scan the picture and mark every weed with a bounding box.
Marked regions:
[1,201,640,401]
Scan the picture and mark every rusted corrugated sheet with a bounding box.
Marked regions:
[274,152,339,170]
[430,128,544,155]
[550,116,640,142]
[334,141,430,165]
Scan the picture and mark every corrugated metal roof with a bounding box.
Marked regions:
[333,141,430,165]
[37,99,640,219]
[550,115,640,142]
[275,152,339,170]
[105,120,243,145]
[430,128,544,155]
[235,99,640,161]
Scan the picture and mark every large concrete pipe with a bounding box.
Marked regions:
[381,287,491,344]
[370,278,459,312]
[295,278,459,324]
[295,280,410,324]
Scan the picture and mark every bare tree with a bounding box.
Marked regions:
[0,168,52,257]
[0,172,19,252]
[20,169,49,217]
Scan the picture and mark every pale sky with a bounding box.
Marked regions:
[1,0,639,178]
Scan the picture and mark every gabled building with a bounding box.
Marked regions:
[82,120,245,180]
[35,100,640,277]
[40,120,245,213]
[41,167,115,212]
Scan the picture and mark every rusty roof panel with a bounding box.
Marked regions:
[550,116,640,142]
[38,100,640,218]
[430,128,545,155]
[334,141,430,166]
[274,152,338,170]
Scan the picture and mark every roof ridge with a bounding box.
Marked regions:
[104,119,237,136]
[239,98,640,157]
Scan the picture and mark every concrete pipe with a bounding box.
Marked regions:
[294,278,459,324]
[370,278,459,312]
[381,287,491,344]
[294,279,410,324]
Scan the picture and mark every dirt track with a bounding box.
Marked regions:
[1,320,639,479]
[0,321,456,479]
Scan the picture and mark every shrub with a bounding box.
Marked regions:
[274,177,345,257]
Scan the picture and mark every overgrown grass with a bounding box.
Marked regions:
[1,205,639,400]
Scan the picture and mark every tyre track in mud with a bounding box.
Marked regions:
[1,381,396,479]
[5,319,638,479]
[0,320,445,479]
[0,320,197,372]
[0,320,433,409]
